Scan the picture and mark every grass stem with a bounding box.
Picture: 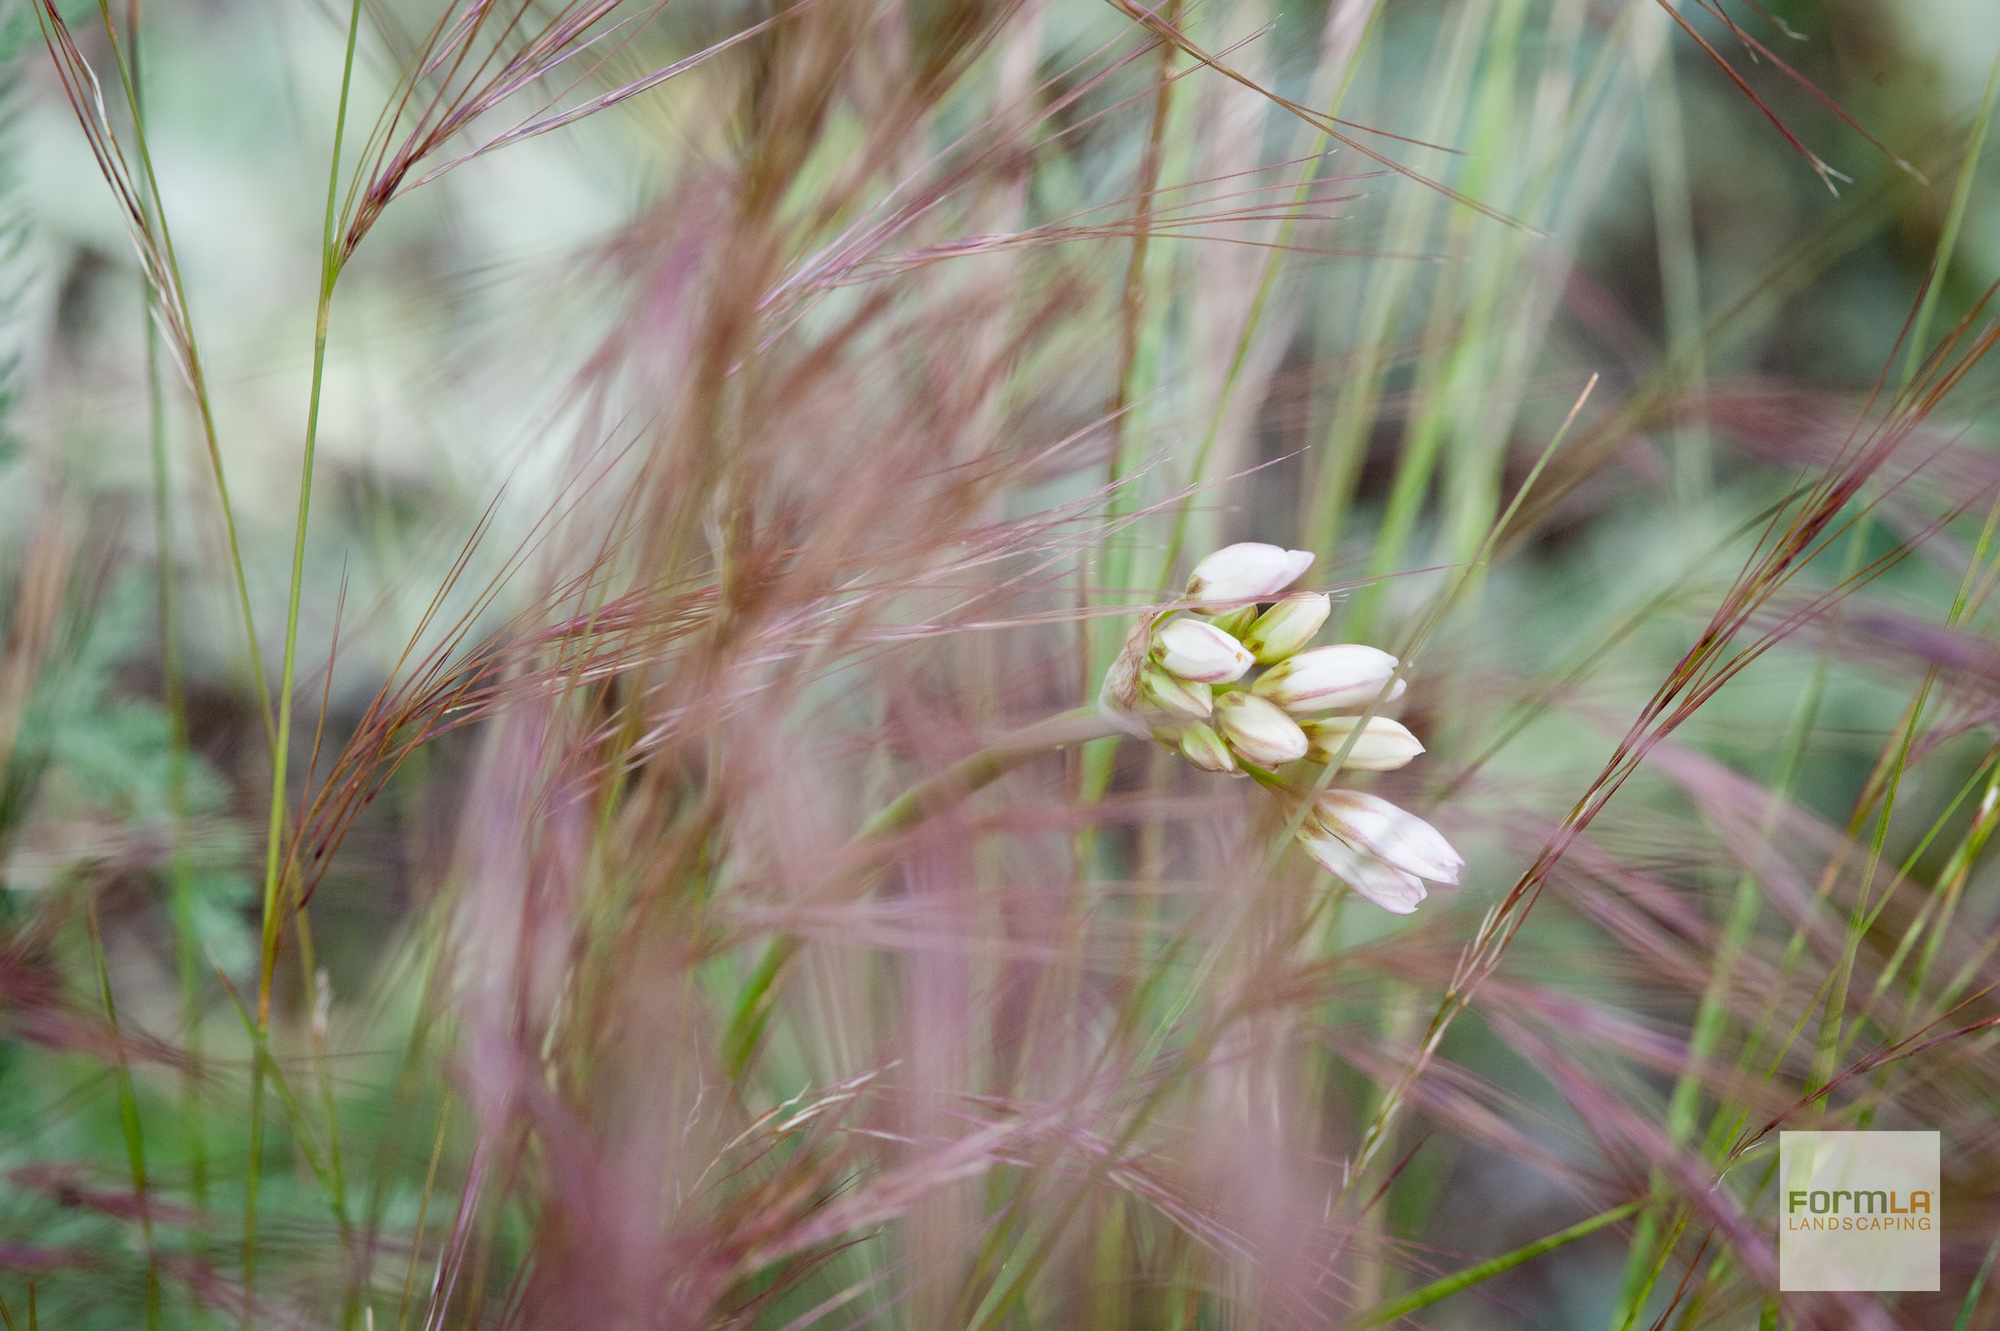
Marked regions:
[244,0,366,1320]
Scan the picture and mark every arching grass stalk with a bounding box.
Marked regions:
[1610,342,2000,1315]
[1610,492,1945,1328]
[46,28,276,1254]
[1689,522,1950,1169]
[1609,634,1831,1330]
[52,1,276,741]
[1816,490,2000,1081]
[243,0,365,1320]
[1794,50,2000,1102]
[1740,43,2000,1130]
[120,0,208,1221]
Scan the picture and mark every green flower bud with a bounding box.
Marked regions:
[1141,665,1213,720]
[1206,604,1259,639]
[1240,592,1331,664]
[1178,722,1238,773]
[1213,691,1308,767]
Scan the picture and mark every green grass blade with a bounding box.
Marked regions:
[245,2,365,1319]
[1954,1229,2000,1331]
[1901,41,2000,391]
[1347,1200,1642,1328]
[86,898,161,1331]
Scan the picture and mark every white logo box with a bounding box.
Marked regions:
[1779,1131,1939,1292]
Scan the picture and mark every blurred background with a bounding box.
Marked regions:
[4,0,2000,1325]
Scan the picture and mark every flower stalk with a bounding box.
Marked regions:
[732,541,1465,1072]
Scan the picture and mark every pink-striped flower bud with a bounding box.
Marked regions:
[1251,644,1403,714]
[1313,790,1461,885]
[1294,825,1427,914]
[1302,716,1425,770]
[1185,543,1314,609]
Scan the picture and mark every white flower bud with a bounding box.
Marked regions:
[1303,716,1425,770]
[1185,543,1315,609]
[1213,691,1308,767]
[1295,826,1427,914]
[1178,722,1238,773]
[1240,592,1330,664]
[1154,618,1254,685]
[1141,665,1212,720]
[1251,644,1403,714]
[1313,790,1461,885]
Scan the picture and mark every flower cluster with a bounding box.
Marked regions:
[1102,543,1462,914]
